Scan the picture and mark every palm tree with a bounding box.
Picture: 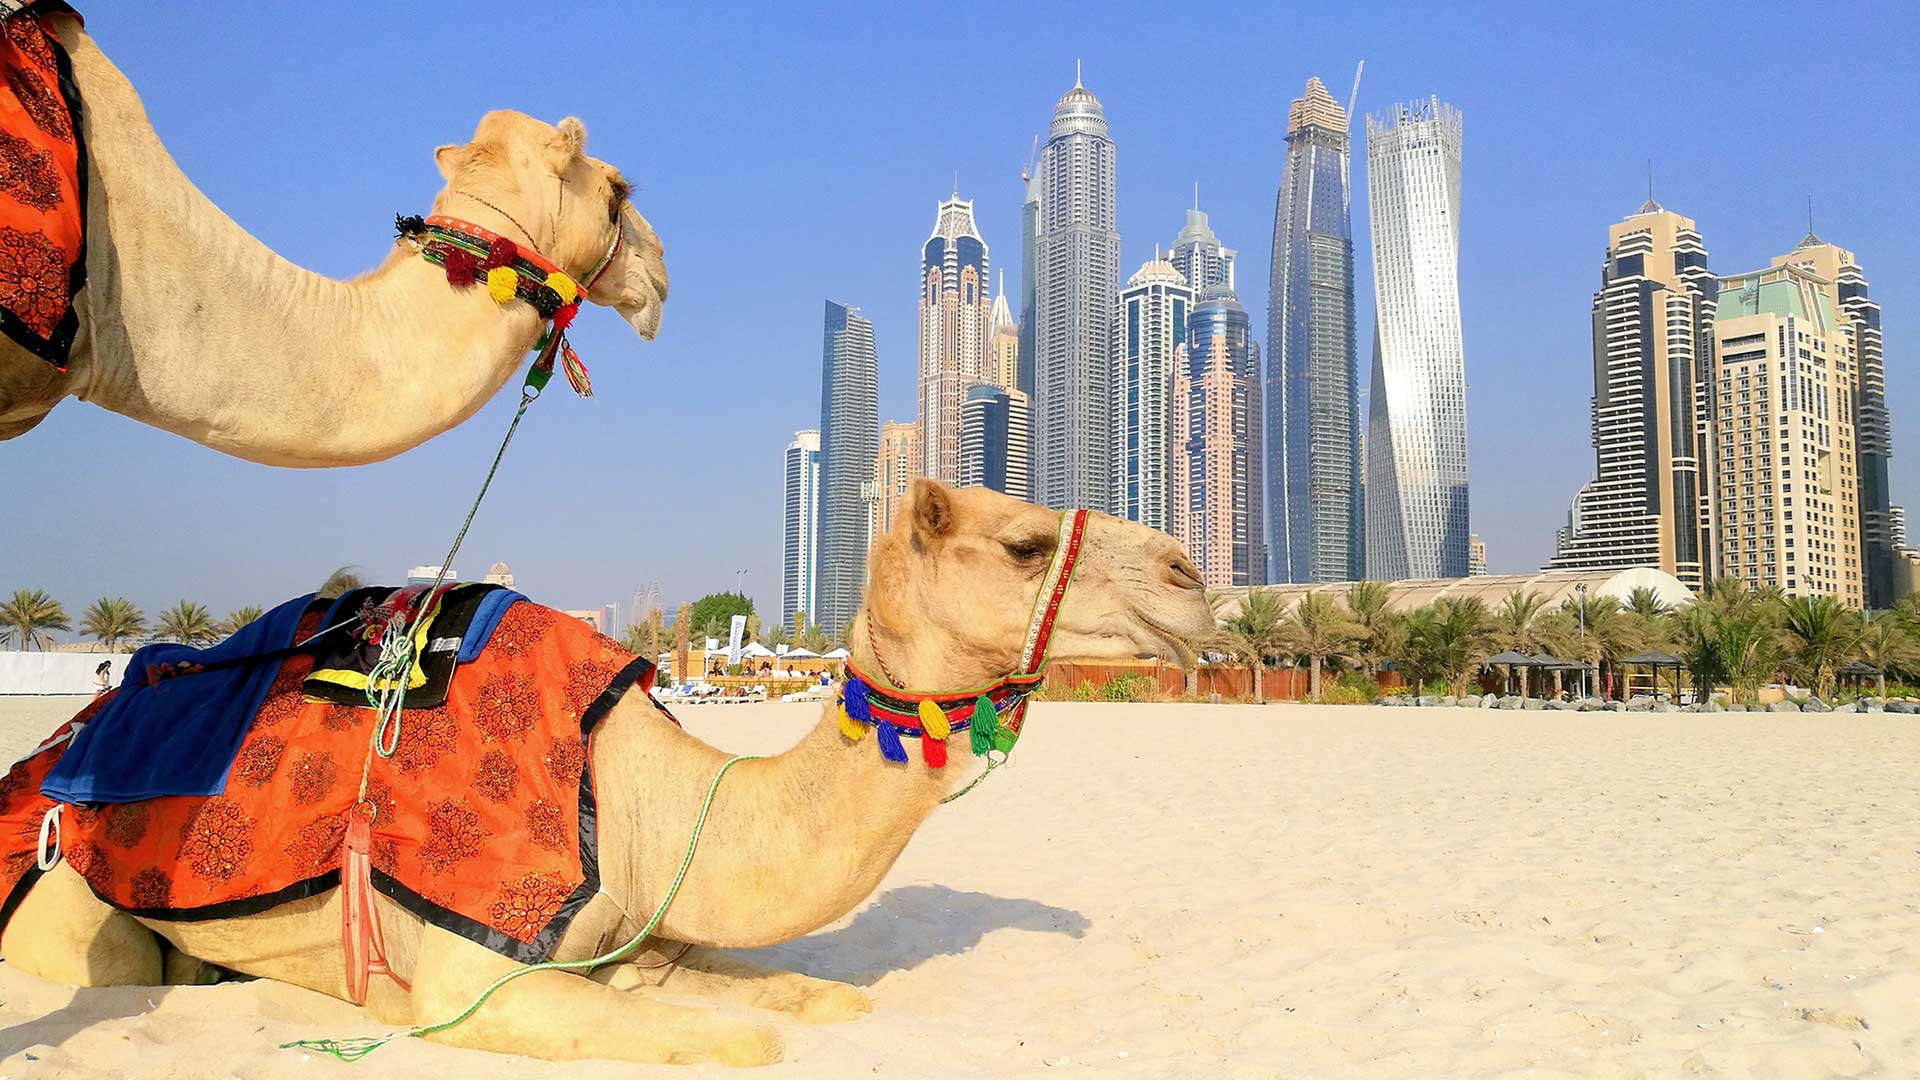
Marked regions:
[1779,594,1862,699]
[80,597,145,651]
[0,588,70,651]
[1345,580,1402,682]
[155,601,219,645]
[1853,612,1914,699]
[1561,593,1637,699]
[1282,592,1362,702]
[1716,612,1784,706]
[1623,586,1672,620]
[765,622,790,648]
[1403,597,1495,698]
[1491,590,1550,696]
[1216,588,1289,701]
[218,605,267,638]
[796,622,832,653]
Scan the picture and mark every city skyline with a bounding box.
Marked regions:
[12,6,1916,628]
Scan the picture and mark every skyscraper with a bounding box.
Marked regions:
[1034,67,1119,513]
[1547,203,1718,586]
[1173,287,1266,586]
[816,301,878,638]
[1772,232,1893,607]
[918,195,992,484]
[1168,196,1235,294]
[1365,97,1467,580]
[988,273,1020,391]
[1268,76,1362,584]
[1115,255,1191,532]
[959,383,1032,501]
[1018,164,1040,403]
[872,420,919,542]
[782,429,820,630]
[1710,262,1861,604]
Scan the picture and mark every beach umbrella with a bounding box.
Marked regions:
[1487,650,1531,694]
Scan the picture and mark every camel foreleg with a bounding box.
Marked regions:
[410,926,782,1065]
[592,945,872,1024]
[0,864,162,987]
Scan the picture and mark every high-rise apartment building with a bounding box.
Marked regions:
[872,420,919,543]
[1467,534,1487,576]
[1772,233,1893,607]
[1168,198,1235,294]
[1268,76,1362,584]
[989,273,1020,391]
[1115,255,1191,532]
[959,384,1032,501]
[1710,262,1861,604]
[1365,97,1467,580]
[1018,167,1039,402]
[816,301,878,637]
[782,429,821,629]
[1547,203,1718,587]
[918,195,992,484]
[1173,287,1266,586]
[1034,68,1119,513]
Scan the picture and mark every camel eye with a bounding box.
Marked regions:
[1003,539,1051,562]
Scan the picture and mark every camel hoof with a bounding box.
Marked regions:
[793,982,871,1024]
[717,1022,784,1067]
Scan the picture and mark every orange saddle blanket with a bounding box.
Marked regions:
[0,600,650,963]
[0,2,85,367]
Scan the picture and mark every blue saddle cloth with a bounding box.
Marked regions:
[41,593,320,805]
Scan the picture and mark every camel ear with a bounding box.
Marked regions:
[434,144,463,180]
[910,478,956,542]
[556,117,586,156]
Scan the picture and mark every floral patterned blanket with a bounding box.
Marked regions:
[0,2,84,367]
[0,599,651,963]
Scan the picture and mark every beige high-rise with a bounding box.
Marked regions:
[1548,203,1717,587]
[1711,262,1861,604]
[988,272,1019,392]
[918,196,992,484]
[872,420,919,547]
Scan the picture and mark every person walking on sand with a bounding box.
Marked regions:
[92,660,112,698]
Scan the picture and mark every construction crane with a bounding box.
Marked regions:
[1344,60,1364,129]
[1021,134,1038,184]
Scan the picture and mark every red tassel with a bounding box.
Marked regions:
[480,238,519,271]
[442,249,479,288]
[552,301,579,331]
[922,735,947,768]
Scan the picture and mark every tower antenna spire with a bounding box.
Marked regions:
[1193,181,1199,211]
[1075,58,1082,88]
[1808,194,1815,234]
[1647,158,1654,202]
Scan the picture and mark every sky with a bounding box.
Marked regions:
[6,0,1919,634]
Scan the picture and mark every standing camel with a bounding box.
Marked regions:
[0,481,1215,1065]
[0,15,666,465]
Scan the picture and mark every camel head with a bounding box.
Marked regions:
[433,111,668,338]
[862,480,1213,685]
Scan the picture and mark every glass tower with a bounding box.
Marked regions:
[1364,97,1467,581]
[1115,256,1191,532]
[1268,77,1361,584]
[1174,287,1267,586]
[816,301,878,638]
[782,429,820,630]
[918,195,991,484]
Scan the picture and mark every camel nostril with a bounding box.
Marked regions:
[1169,560,1203,589]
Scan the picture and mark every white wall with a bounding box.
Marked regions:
[0,652,132,695]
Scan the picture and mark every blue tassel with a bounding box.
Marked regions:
[844,678,872,723]
[874,719,909,763]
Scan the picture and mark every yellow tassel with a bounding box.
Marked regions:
[486,266,519,304]
[918,698,950,740]
[837,704,866,741]
[545,272,579,305]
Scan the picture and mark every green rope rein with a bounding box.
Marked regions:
[284,752,759,1062]
[368,386,538,758]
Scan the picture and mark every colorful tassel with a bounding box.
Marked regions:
[918,698,951,740]
[970,695,997,756]
[922,734,947,768]
[545,271,579,305]
[836,703,866,742]
[480,238,519,271]
[486,266,519,304]
[844,679,872,723]
[441,248,480,288]
[874,720,908,763]
[561,341,592,396]
[552,301,579,331]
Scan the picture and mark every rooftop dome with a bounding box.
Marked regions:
[1049,65,1107,139]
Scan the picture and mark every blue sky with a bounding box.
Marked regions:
[7,0,1918,630]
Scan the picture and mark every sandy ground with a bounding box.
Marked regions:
[0,696,1913,1078]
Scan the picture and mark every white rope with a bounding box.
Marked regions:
[35,805,61,871]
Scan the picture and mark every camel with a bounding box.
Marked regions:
[0,15,667,466]
[0,480,1213,1065]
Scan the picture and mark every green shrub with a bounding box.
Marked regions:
[1334,672,1378,702]
[1099,673,1155,702]
[1319,683,1372,705]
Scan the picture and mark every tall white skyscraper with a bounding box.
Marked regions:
[1364,97,1466,580]
[1035,66,1119,513]
[918,195,992,484]
[817,302,878,637]
[1114,255,1191,532]
[782,429,821,630]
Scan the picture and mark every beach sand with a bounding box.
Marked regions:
[0,697,1913,1078]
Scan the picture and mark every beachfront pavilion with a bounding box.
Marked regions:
[1210,567,1695,622]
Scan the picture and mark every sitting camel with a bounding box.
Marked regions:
[0,480,1213,1065]
[0,15,666,465]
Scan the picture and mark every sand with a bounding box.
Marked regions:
[0,696,1913,1078]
